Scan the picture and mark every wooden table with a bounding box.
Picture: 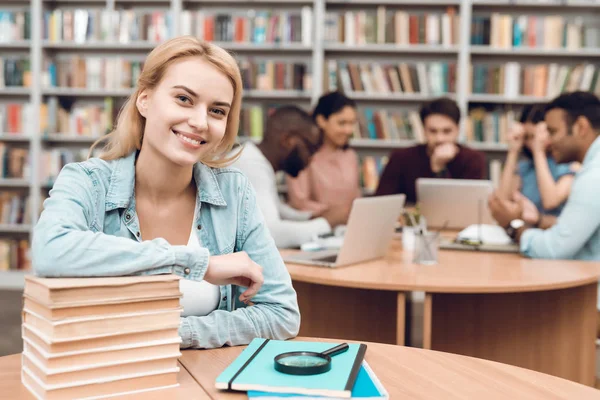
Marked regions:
[3,338,600,399]
[179,337,600,399]
[0,354,211,399]
[283,241,600,386]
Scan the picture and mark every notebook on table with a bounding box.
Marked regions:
[215,338,367,398]
[246,360,388,399]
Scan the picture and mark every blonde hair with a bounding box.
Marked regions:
[91,36,243,168]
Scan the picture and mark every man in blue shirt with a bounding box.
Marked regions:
[489,91,600,260]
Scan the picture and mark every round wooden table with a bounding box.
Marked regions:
[283,241,600,385]
[178,337,600,399]
[3,338,600,399]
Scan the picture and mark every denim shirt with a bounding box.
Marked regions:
[32,151,300,349]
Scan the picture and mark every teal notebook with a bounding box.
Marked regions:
[215,338,367,398]
[246,361,388,399]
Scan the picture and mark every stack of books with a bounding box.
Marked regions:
[21,274,183,399]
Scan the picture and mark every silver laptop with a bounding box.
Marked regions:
[416,178,495,230]
[283,195,406,268]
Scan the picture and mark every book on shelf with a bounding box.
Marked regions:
[41,97,115,137]
[21,275,183,399]
[240,60,312,92]
[471,13,600,50]
[355,108,423,142]
[43,9,173,44]
[239,104,281,140]
[466,107,517,145]
[180,8,312,46]
[470,62,600,98]
[0,192,30,225]
[0,239,30,271]
[40,149,94,185]
[0,10,30,42]
[324,7,459,47]
[327,60,456,97]
[0,145,29,178]
[43,56,144,90]
[0,57,31,88]
[0,103,34,135]
[239,105,424,146]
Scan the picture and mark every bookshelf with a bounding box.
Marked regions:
[0,0,599,283]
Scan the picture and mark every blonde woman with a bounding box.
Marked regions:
[31,36,300,349]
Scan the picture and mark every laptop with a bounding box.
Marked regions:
[283,194,406,268]
[416,178,496,229]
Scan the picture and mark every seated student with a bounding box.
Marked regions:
[498,104,575,216]
[31,36,300,349]
[232,106,348,249]
[286,92,361,222]
[375,97,487,203]
[488,91,600,262]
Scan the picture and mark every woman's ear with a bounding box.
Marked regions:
[136,90,149,118]
[315,114,327,130]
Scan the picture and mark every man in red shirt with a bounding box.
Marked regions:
[375,97,487,203]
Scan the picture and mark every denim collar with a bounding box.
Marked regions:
[104,152,227,211]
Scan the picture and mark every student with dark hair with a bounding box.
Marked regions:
[233,105,348,248]
[489,91,600,264]
[497,104,575,216]
[286,92,361,222]
[375,97,487,203]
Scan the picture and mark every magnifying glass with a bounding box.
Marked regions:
[274,343,349,375]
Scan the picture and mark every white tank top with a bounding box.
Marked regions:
[179,206,221,317]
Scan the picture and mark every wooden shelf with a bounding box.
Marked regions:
[186,0,311,3]
[42,87,134,97]
[214,42,311,52]
[473,0,600,7]
[327,0,460,4]
[244,90,312,99]
[43,134,102,144]
[0,270,28,290]
[0,87,30,96]
[346,92,455,102]
[0,225,31,234]
[0,179,29,188]
[0,40,30,50]
[43,41,157,51]
[0,134,30,143]
[350,138,417,149]
[470,46,600,57]
[468,94,549,104]
[466,141,509,152]
[325,43,459,54]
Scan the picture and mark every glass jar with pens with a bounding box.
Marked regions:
[407,213,444,265]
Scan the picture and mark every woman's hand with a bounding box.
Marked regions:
[530,122,549,154]
[507,123,525,153]
[204,252,264,303]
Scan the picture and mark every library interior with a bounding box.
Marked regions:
[2,0,600,398]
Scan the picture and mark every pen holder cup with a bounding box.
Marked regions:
[413,232,440,265]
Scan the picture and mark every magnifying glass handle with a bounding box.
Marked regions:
[321,343,349,358]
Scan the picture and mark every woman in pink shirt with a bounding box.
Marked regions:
[286,92,361,225]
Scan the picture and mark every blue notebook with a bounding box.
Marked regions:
[246,361,388,399]
[215,338,367,398]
